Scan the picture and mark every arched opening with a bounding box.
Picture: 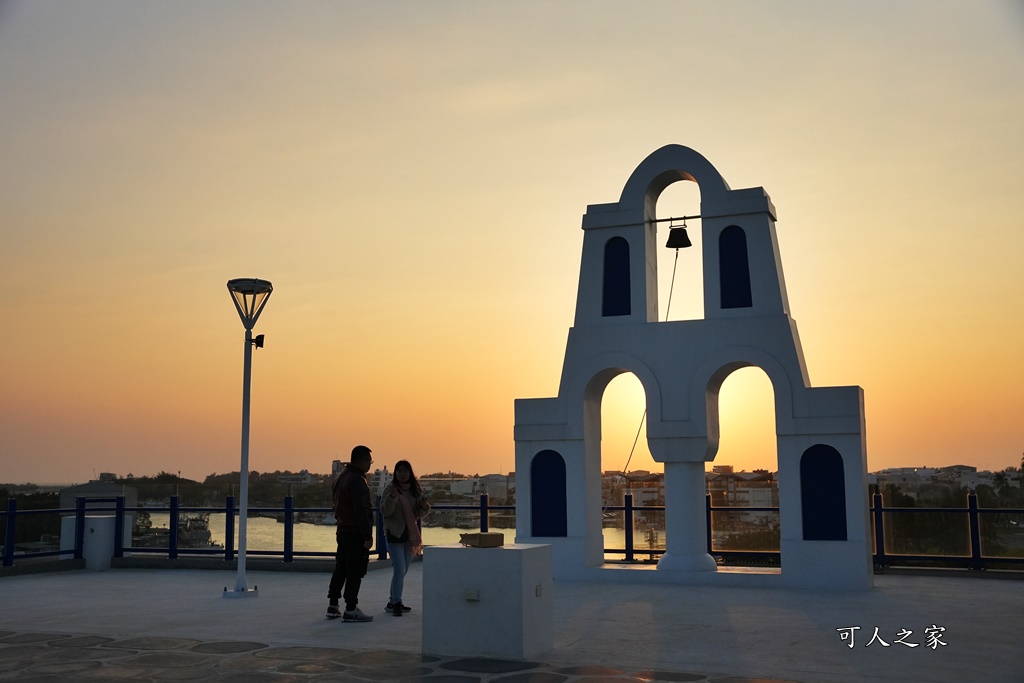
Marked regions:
[800,445,848,541]
[531,449,567,537]
[599,372,663,561]
[654,179,703,321]
[709,366,779,555]
[720,225,753,308]
[602,236,631,316]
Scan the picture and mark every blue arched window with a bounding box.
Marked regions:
[602,236,631,316]
[800,444,848,541]
[531,450,567,537]
[719,226,752,309]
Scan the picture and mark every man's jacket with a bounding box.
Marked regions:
[332,464,373,543]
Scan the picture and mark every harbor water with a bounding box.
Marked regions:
[143,513,658,553]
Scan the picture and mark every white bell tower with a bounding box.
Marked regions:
[514,144,872,590]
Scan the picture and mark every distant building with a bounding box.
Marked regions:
[935,465,978,475]
[59,481,138,513]
[873,467,931,498]
[277,470,316,486]
[478,474,513,502]
[450,478,476,497]
[706,469,778,524]
[369,467,391,497]
[419,477,454,496]
[625,472,662,506]
[421,472,518,502]
[59,481,138,542]
[600,470,664,506]
[328,460,391,497]
[877,467,935,477]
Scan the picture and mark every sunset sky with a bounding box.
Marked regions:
[2,1,1022,485]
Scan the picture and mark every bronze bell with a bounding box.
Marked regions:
[665,226,692,249]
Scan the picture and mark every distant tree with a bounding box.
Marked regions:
[880,484,915,507]
[881,483,970,556]
[423,488,450,504]
[717,517,780,553]
[202,472,239,491]
[974,483,1000,508]
[114,473,205,505]
[992,471,1010,498]
[2,490,60,546]
[293,480,331,508]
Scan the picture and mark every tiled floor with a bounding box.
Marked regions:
[0,563,1019,682]
[0,631,795,682]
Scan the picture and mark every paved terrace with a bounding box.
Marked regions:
[0,561,1019,682]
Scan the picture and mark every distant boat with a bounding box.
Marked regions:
[134,512,222,550]
[179,512,222,549]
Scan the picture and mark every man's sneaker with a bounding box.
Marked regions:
[386,602,412,613]
[326,605,342,619]
[342,607,373,622]
[391,601,403,616]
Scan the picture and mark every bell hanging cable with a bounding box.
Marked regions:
[622,226,685,477]
[664,247,681,321]
[621,409,646,476]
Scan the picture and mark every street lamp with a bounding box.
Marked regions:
[224,277,273,598]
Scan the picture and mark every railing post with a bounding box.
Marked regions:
[114,496,125,558]
[480,493,489,533]
[283,496,294,563]
[224,495,235,562]
[872,493,887,568]
[624,493,635,562]
[3,498,16,567]
[375,495,386,560]
[169,495,179,560]
[705,494,713,555]
[968,493,983,571]
[74,497,86,560]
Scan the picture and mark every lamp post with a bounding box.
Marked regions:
[224,277,273,598]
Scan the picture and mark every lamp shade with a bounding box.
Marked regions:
[227,278,273,330]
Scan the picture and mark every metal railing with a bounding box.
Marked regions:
[3,492,1022,572]
[870,493,1024,570]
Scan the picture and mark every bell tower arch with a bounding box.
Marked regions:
[515,144,872,590]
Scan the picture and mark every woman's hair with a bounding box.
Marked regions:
[393,459,422,496]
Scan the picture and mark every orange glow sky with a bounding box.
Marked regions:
[2,2,1022,484]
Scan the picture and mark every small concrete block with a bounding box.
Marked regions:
[423,544,553,659]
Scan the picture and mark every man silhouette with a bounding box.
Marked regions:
[326,445,374,621]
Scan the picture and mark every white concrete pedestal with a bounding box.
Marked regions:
[60,515,116,571]
[422,543,553,659]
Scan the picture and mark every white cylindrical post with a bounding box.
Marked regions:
[234,327,253,593]
[224,277,271,598]
[658,461,717,572]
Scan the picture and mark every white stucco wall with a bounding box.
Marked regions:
[515,144,873,591]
